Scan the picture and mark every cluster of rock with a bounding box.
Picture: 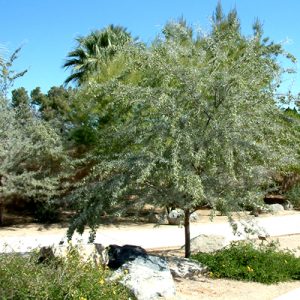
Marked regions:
[102,244,208,300]
[148,209,199,225]
[44,239,212,300]
[108,247,176,300]
[149,203,292,225]
[250,202,292,217]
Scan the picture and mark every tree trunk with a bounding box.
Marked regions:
[184,209,191,258]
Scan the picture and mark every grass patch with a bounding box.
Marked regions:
[192,241,300,284]
[0,245,135,300]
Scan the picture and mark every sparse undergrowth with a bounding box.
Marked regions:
[0,245,135,300]
[192,241,300,284]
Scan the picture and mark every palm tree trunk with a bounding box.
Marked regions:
[184,209,191,258]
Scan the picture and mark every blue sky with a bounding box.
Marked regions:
[1,0,300,96]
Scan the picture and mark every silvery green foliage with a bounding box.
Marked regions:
[67,15,297,238]
[0,48,69,223]
[0,100,67,205]
[0,47,27,98]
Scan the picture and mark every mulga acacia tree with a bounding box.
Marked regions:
[67,6,297,257]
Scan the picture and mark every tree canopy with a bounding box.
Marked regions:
[0,50,69,225]
[66,6,298,257]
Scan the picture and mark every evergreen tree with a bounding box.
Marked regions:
[11,87,30,108]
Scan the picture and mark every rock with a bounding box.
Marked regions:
[52,243,108,266]
[53,243,146,268]
[267,204,285,212]
[107,244,147,270]
[190,211,199,222]
[250,205,267,216]
[250,210,260,217]
[166,256,208,279]
[37,246,55,264]
[283,200,293,210]
[167,209,200,225]
[148,213,168,224]
[110,255,176,300]
[187,234,227,253]
[76,243,102,262]
[250,202,288,216]
[94,243,109,265]
[167,209,184,225]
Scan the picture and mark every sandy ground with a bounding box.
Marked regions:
[143,231,300,300]
[161,234,300,300]
[1,210,300,299]
[173,276,300,300]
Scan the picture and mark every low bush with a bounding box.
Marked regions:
[286,183,300,209]
[192,241,300,284]
[33,201,61,223]
[0,245,135,299]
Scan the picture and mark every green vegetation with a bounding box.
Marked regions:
[65,5,300,258]
[0,47,27,97]
[192,241,300,284]
[0,97,69,225]
[0,246,135,300]
[63,25,135,85]
[1,3,300,259]
[286,183,300,209]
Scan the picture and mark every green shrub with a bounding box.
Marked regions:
[286,183,300,209]
[0,245,135,300]
[34,201,61,223]
[192,241,300,284]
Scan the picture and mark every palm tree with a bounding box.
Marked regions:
[63,25,133,85]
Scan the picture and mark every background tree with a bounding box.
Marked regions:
[66,6,297,257]
[63,25,134,85]
[272,107,300,208]
[0,106,69,223]
[30,86,72,120]
[11,87,30,108]
[29,85,75,139]
[0,50,69,225]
